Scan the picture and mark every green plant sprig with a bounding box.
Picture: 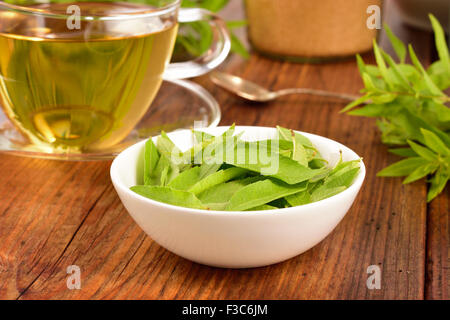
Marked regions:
[342,14,450,202]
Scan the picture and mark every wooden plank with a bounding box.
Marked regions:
[425,187,449,300]
[0,156,111,299]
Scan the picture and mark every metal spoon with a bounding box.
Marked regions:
[210,71,360,103]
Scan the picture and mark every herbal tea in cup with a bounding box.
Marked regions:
[0,1,230,153]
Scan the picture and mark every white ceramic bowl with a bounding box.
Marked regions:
[110,126,366,268]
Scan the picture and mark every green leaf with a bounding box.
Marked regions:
[420,129,450,156]
[323,167,360,189]
[348,104,392,117]
[193,130,214,144]
[156,132,184,166]
[188,167,247,195]
[226,179,307,211]
[397,64,421,80]
[389,110,450,146]
[427,170,449,202]
[182,0,229,12]
[130,186,206,209]
[429,14,450,75]
[377,118,410,145]
[291,131,309,167]
[356,54,367,75]
[148,154,171,186]
[407,140,438,161]
[277,126,314,148]
[308,158,327,169]
[362,72,377,90]
[197,176,262,204]
[377,157,429,177]
[198,163,222,179]
[373,40,393,88]
[223,141,326,184]
[403,162,438,184]
[226,20,247,29]
[341,93,372,113]
[160,164,170,186]
[328,159,361,177]
[230,33,249,59]
[311,186,347,203]
[384,24,406,63]
[371,93,397,104]
[420,100,450,125]
[144,139,160,185]
[285,190,312,206]
[381,50,411,89]
[309,167,333,182]
[408,44,444,97]
[306,163,360,201]
[167,166,201,191]
[246,204,278,211]
[193,124,236,163]
[365,65,382,77]
[388,148,418,158]
[428,60,450,89]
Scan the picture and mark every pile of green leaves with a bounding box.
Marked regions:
[176,0,249,58]
[131,126,361,211]
[342,14,449,202]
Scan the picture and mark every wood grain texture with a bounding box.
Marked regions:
[0,0,446,300]
[0,157,110,299]
[426,187,449,300]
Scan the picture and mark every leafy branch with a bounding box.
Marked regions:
[342,14,449,202]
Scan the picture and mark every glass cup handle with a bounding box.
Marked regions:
[163,8,231,80]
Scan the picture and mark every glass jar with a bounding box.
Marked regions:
[245,0,382,62]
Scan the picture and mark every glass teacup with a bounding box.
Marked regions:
[0,0,229,153]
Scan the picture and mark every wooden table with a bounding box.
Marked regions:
[0,1,448,300]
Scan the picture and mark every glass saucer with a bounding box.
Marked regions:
[0,79,220,161]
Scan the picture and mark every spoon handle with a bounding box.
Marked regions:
[276,88,360,102]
